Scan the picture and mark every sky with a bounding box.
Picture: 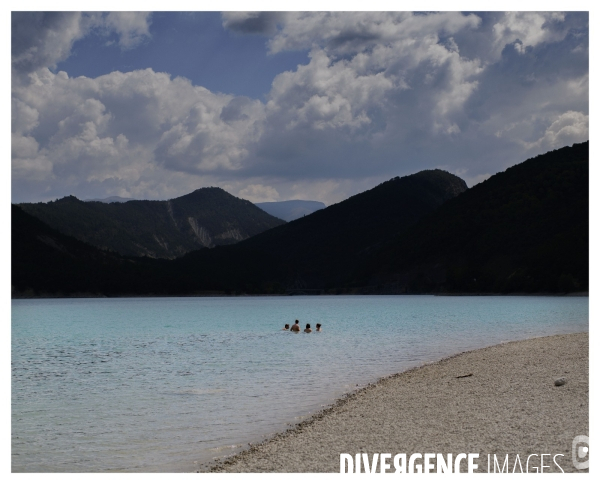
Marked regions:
[10,9,589,205]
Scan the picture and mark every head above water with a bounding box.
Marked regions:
[306,324,310,329]
[295,320,299,324]
[284,324,290,329]
[316,323,321,328]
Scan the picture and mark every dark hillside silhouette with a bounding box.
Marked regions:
[12,205,130,297]
[11,142,588,296]
[164,169,468,293]
[353,141,589,293]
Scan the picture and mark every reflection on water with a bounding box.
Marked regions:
[12,295,588,472]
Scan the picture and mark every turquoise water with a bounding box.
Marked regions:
[12,296,588,472]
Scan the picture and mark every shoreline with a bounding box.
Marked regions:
[208,332,589,473]
[11,291,590,300]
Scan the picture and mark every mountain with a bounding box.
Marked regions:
[84,196,134,203]
[352,141,589,294]
[165,169,468,293]
[11,205,133,297]
[12,169,466,297]
[18,187,285,259]
[255,200,326,222]
[13,143,587,297]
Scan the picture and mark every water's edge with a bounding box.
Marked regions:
[205,331,589,473]
[11,292,590,300]
[13,296,588,472]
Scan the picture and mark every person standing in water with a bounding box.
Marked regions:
[282,324,290,330]
[316,323,322,332]
[291,320,300,332]
[304,324,312,333]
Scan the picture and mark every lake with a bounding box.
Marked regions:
[11,295,588,472]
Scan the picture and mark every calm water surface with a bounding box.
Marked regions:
[12,296,588,472]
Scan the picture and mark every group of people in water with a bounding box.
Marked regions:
[282,320,322,333]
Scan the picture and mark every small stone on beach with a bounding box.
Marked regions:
[554,377,567,386]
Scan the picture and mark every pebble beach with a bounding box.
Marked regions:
[210,332,589,473]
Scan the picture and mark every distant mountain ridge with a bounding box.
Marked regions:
[255,200,326,222]
[18,187,284,259]
[84,196,134,203]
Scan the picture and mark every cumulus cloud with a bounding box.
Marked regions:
[492,12,568,56]
[266,48,393,132]
[521,111,589,152]
[247,12,489,178]
[264,11,481,55]
[12,12,589,204]
[12,67,265,199]
[11,12,152,77]
[104,12,152,48]
[11,12,87,76]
